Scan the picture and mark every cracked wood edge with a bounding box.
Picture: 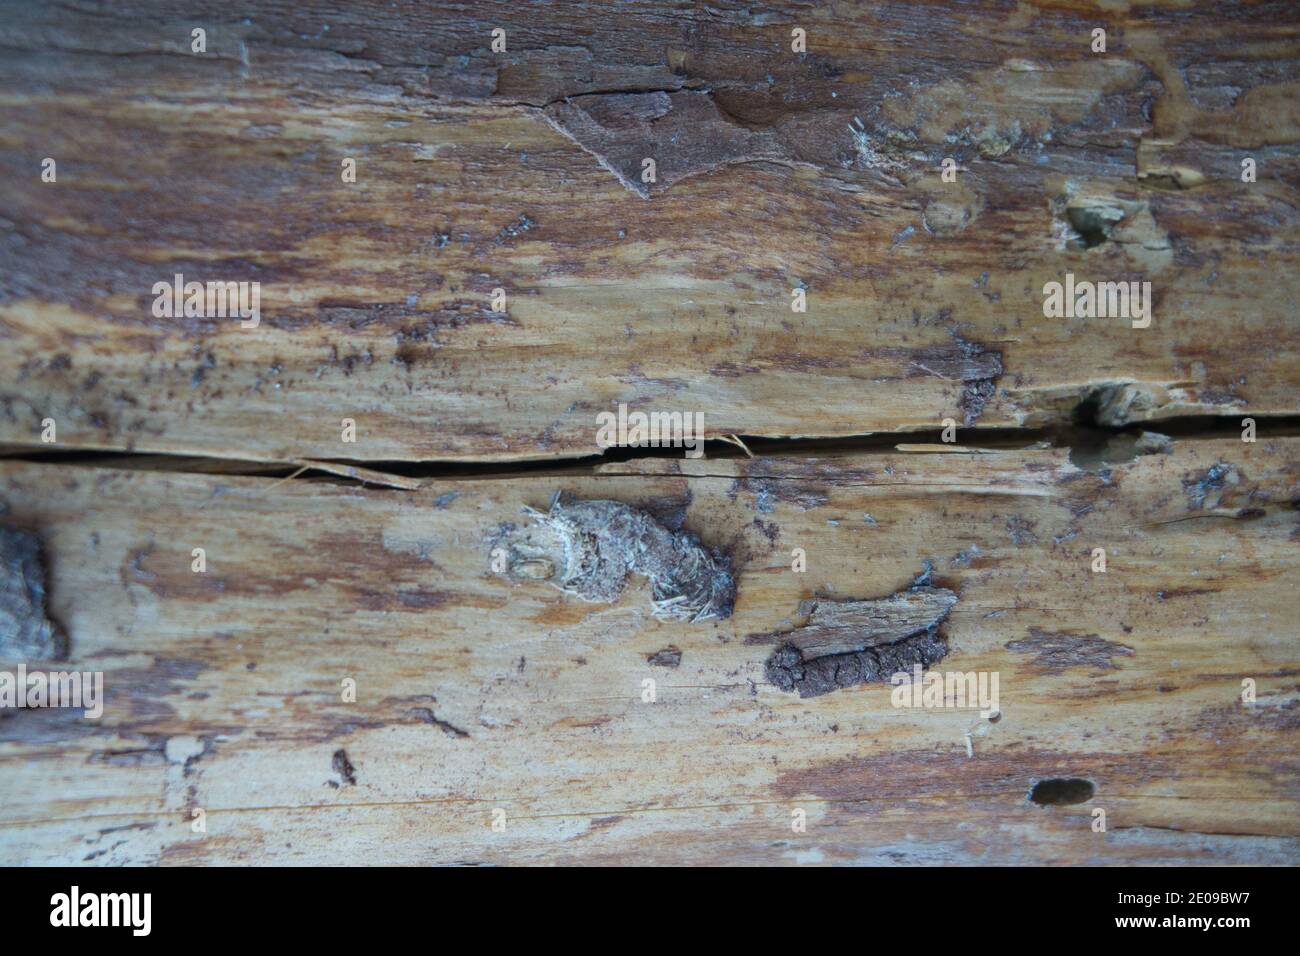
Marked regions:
[0,1,1297,461]
[0,436,1295,864]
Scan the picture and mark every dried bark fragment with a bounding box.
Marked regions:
[762,586,957,697]
[646,646,682,668]
[0,527,65,660]
[500,493,735,623]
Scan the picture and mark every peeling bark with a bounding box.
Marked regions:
[760,586,957,697]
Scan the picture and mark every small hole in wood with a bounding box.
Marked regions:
[1066,207,1114,249]
[1028,778,1095,805]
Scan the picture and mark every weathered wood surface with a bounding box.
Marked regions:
[1,0,1298,868]
[1,438,1296,864]
[1,1,1298,461]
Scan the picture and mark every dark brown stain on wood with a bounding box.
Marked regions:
[331,748,357,786]
[646,646,682,668]
[409,707,471,738]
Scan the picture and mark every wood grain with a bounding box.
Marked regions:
[1,437,1295,864]
[1,1,1297,461]
[1,0,1296,868]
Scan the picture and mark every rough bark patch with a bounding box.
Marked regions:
[761,586,957,697]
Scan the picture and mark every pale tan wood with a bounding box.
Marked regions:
[0,437,1295,864]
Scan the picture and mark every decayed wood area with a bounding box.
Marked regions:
[1,441,1298,864]
[0,1,1298,865]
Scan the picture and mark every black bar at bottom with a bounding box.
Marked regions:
[5,864,1289,942]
